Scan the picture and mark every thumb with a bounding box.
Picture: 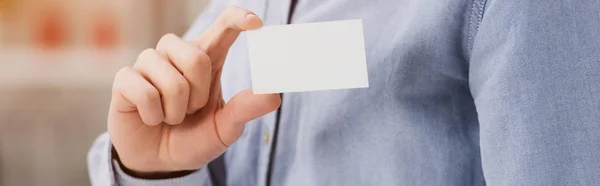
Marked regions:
[214,89,281,146]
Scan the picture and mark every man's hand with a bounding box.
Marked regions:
[107,7,281,177]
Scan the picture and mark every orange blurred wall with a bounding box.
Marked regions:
[0,0,206,87]
[0,1,208,186]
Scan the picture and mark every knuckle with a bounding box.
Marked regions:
[157,33,178,49]
[139,86,160,103]
[139,48,156,59]
[161,33,178,41]
[112,67,133,91]
[187,49,211,69]
[166,76,190,97]
[114,67,131,80]
[135,48,157,67]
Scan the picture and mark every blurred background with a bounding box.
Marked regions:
[0,0,208,185]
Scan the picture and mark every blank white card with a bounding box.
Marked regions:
[246,19,369,94]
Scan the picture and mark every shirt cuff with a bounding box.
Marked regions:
[112,158,210,186]
[88,133,117,186]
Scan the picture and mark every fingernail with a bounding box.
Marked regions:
[245,14,258,19]
[244,14,263,29]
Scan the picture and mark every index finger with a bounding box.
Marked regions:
[192,6,263,63]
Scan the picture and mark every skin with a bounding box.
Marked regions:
[108,6,281,177]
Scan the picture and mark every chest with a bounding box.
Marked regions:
[217,0,475,185]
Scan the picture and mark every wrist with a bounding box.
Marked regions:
[111,146,196,179]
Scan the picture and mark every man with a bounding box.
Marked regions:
[88,0,600,185]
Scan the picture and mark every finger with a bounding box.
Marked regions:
[157,34,212,114]
[112,67,164,125]
[192,6,263,66]
[214,89,281,146]
[134,49,190,125]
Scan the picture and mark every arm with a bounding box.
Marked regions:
[470,0,600,185]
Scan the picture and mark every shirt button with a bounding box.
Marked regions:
[264,131,271,144]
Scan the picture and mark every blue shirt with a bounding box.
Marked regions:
[88,0,600,185]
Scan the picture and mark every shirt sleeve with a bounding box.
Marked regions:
[87,133,116,186]
[87,132,215,186]
[112,156,213,186]
[470,0,600,185]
